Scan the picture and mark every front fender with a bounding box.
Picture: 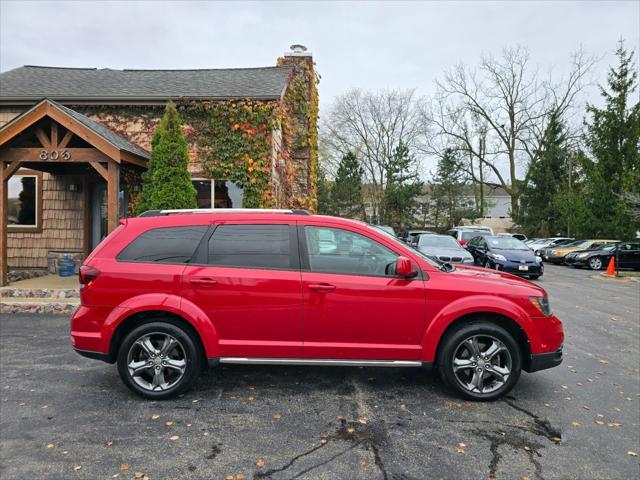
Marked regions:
[104,294,220,358]
[421,295,538,362]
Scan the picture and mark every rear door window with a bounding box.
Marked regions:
[207,224,293,270]
[117,226,208,264]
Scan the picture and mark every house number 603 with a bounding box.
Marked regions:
[40,150,71,160]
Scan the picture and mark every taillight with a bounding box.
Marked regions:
[79,265,100,288]
[459,239,468,245]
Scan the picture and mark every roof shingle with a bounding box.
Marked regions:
[0,65,293,102]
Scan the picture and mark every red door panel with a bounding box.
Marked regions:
[182,265,303,358]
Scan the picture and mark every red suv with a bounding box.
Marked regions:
[71,209,564,401]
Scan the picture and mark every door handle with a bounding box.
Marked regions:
[308,283,336,292]
[189,278,218,286]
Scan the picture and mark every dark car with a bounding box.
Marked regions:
[564,242,640,270]
[467,235,544,280]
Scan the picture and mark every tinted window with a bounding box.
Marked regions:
[305,226,397,276]
[117,226,207,263]
[208,224,291,269]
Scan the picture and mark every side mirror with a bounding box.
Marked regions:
[396,256,418,278]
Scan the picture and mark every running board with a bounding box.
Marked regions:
[218,357,423,367]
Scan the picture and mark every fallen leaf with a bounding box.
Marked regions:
[151,415,160,420]
[595,420,605,426]
[47,416,54,420]
[47,444,54,449]
[134,472,144,479]
[225,476,234,480]
[582,405,590,410]
[524,446,531,451]
[229,395,238,400]
[358,418,368,425]
[551,437,561,444]
[628,451,638,457]
[165,421,173,427]
[571,421,581,427]
[247,396,256,401]
[41,405,48,409]
[256,457,265,468]
[599,359,609,365]
[74,465,81,471]
[608,422,621,427]
[236,474,245,480]
[273,413,283,420]
[121,464,131,471]
[203,432,209,437]
[347,427,355,433]
[106,441,113,446]
[192,399,199,403]
[169,435,179,441]
[62,451,68,455]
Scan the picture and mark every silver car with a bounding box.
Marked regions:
[416,234,474,264]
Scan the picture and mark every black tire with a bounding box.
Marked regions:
[437,321,522,401]
[483,259,492,269]
[117,320,202,399]
[528,275,540,280]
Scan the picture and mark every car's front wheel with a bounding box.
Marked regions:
[588,257,603,270]
[117,320,202,399]
[437,321,521,401]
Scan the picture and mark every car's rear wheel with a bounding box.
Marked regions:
[117,320,202,399]
[588,257,603,270]
[437,322,521,401]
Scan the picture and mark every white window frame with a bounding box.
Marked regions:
[7,169,42,232]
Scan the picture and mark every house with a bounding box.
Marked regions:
[0,45,318,285]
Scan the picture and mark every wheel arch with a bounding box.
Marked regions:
[432,312,532,371]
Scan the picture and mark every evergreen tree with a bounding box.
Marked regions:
[581,40,640,238]
[332,151,364,219]
[516,113,572,237]
[431,149,474,230]
[136,101,197,214]
[316,167,334,215]
[381,143,423,228]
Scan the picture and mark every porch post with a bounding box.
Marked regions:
[107,160,120,233]
[0,161,7,286]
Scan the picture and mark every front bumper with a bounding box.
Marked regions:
[526,347,563,372]
[492,261,544,276]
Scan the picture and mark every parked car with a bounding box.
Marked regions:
[564,242,640,270]
[373,225,396,237]
[545,239,620,264]
[466,235,544,279]
[447,227,494,246]
[415,234,474,264]
[497,233,528,241]
[531,238,575,256]
[71,208,563,401]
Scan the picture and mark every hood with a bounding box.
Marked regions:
[490,249,536,261]
[447,265,545,295]
[418,247,472,258]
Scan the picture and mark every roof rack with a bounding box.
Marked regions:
[137,208,311,217]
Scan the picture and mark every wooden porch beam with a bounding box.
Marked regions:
[51,122,58,148]
[120,151,148,168]
[0,161,7,286]
[35,128,51,149]
[2,159,22,181]
[89,161,109,181]
[107,161,119,233]
[1,148,112,163]
[0,101,49,146]
[58,130,74,149]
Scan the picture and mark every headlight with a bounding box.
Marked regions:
[489,253,506,261]
[536,256,542,263]
[530,296,552,316]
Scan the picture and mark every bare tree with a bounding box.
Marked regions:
[422,46,595,217]
[321,88,422,220]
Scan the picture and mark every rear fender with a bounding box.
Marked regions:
[104,294,220,358]
[421,295,538,362]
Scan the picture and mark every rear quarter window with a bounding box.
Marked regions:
[117,226,208,264]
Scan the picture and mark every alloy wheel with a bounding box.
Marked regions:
[589,257,603,270]
[126,332,187,392]
[452,335,512,394]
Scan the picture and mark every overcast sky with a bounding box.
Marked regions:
[1,0,638,113]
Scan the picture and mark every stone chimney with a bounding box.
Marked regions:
[276,45,318,211]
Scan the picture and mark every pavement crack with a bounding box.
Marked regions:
[253,443,327,479]
[502,398,562,442]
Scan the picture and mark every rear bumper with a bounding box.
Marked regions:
[526,347,563,372]
[74,348,114,363]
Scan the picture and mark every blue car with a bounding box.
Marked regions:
[466,235,544,279]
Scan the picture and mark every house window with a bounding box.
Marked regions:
[7,170,42,232]
[191,178,244,208]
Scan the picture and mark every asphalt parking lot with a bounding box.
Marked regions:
[1,265,638,480]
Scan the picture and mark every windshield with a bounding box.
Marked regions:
[570,240,592,248]
[367,225,441,268]
[461,231,484,240]
[486,237,529,250]
[596,243,617,251]
[419,235,460,248]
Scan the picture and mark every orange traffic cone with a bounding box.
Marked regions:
[606,257,616,275]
